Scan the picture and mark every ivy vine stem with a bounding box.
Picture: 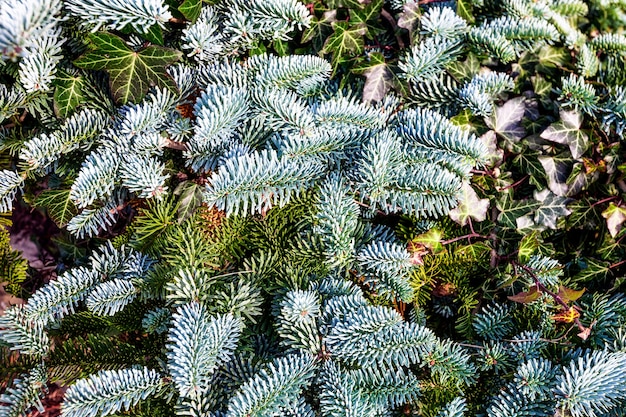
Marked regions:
[514,262,589,337]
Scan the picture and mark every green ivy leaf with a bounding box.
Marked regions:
[74,32,182,104]
[321,22,367,71]
[34,189,78,227]
[537,45,567,68]
[53,69,86,118]
[447,54,480,82]
[349,0,383,38]
[540,110,589,159]
[413,228,443,253]
[518,232,540,263]
[497,196,541,229]
[513,150,546,187]
[566,198,599,229]
[179,0,202,22]
[301,10,337,50]
[457,0,474,24]
[572,258,611,283]
[142,24,164,46]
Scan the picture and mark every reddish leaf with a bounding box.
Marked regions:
[508,285,541,304]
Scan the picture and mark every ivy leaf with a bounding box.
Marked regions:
[513,150,546,187]
[142,24,164,46]
[179,0,202,22]
[479,130,503,167]
[53,69,86,118]
[302,10,337,50]
[508,285,541,304]
[601,202,626,237]
[447,54,480,82]
[322,22,367,71]
[533,189,571,230]
[34,189,78,227]
[537,45,567,68]
[412,228,443,253]
[449,182,489,226]
[397,2,421,32]
[572,258,611,283]
[74,32,182,104]
[497,195,541,229]
[174,181,204,223]
[538,153,571,197]
[557,286,585,302]
[486,97,526,143]
[326,0,365,7]
[349,0,383,27]
[354,52,392,103]
[518,232,540,263]
[456,0,474,24]
[540,110,589,159]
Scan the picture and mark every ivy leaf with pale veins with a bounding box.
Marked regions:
[533,189,571,229]
[174,181,204,223]
[179,0,202,23]
[74,32,182,104]
[457,0,474,24]
[540,110,589,159]
[572,258,611,283]
[601,202,626,238]
[496,194,541,229]
[397,2,421,32]
[53,69,86,118]
[34,189,78,228]
[349,0,383,29]
[353,52,392,103]
[449,182,489,226]
[321,22,367,71]
[538,153,571,197]
[486,97,526,143]
[302,10,337,50]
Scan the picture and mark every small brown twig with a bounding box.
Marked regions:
[441,232,489,245]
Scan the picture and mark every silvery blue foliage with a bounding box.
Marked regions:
[65,0,172,33]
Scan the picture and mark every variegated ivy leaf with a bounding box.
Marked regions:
[601,202,626,238]
[540,110,589,159]
[486,96,526,143]
[533,189,571,230]
[479,130,503,167]
[354,52,392,103]
[397,2,421,32]
[449,182,489,226]
[538,153,570,197]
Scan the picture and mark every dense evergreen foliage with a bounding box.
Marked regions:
[2,0,626,416]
